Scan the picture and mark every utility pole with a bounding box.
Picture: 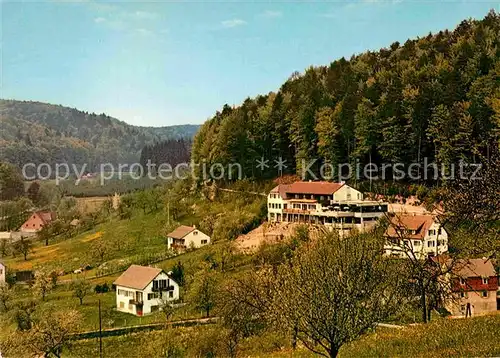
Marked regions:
[167,201,170,226]
[99,299,103,358]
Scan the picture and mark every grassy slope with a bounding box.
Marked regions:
[66,314,500,357]
[0,188,263,338]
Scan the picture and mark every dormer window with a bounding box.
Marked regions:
[482,277,488,285]
[459,278,466,285]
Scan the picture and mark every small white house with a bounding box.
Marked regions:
[166,225,210,250]
[113,265,180,316]
[0,262,5,284]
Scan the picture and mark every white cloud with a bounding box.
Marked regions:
[319,12,337,19]
[94,17,106,23]
[261,10,282,18]
[136,28,154,36]
[221,19,247,28]
[133,10,158,20]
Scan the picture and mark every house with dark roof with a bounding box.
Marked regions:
[384,214,448,259]
[113,265,179,316]
[20,211,56,233]
[267,181,388,233]
[445,258,499,316]
[166,225,210,250]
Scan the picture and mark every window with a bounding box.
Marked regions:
[159,279,167,289]
[413,241,421,246]
[427,241,435,248]
[193,231,198,235]
[128,304,133,310]
[460,278,466,285]
[482,291,488,298]
[0,269,3,275]
[169,291,174,298]
[482,277,489,285]
[119,302,125,308]
[438,228,442,234]
[201,239,207,245]
[428,229,435,236]
[460,292,466,298]
[148,293,153,300]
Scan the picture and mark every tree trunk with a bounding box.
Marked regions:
[80,297,83,305]
[420,280,427,323]
[291,324,298,350]
[329,343,339,358]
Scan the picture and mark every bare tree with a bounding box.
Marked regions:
[71,278,91,305]
[270,230,405,358]
[8,309,81,358]
[91,236,109,263]
[32,269,52,301]
[13,236,33,260]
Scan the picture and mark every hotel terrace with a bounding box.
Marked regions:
[267,181,388,232]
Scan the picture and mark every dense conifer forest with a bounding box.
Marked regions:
[191,11,500,181]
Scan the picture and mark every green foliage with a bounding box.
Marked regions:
[0,100,199,169]
[192,12,500,181]
[187,265,220,318]
[170,261,185,286]
[0,162,25,200]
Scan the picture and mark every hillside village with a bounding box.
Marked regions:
[0,170,499,357]
[1,8,500,358]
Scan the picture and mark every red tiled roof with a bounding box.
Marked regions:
[113,265,163,290]
[270,184,291,199]
[385,214,436,240]
[285,181,345,195]
[166,225,195,239]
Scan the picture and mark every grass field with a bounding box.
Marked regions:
[64,314,500,357]
[0,186,263,344]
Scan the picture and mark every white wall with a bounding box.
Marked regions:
[0,263,5,284]
[333,185,363,202]
[384,220,448,259]
[116,272,180,316]
[184,230,211,249]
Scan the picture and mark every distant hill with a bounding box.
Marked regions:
[0,100,200,169]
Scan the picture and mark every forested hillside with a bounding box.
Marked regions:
[139,139,192,174]
[192,11,500,181]
[0,100,199,169]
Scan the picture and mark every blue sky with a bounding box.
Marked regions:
[2,1,498,127]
